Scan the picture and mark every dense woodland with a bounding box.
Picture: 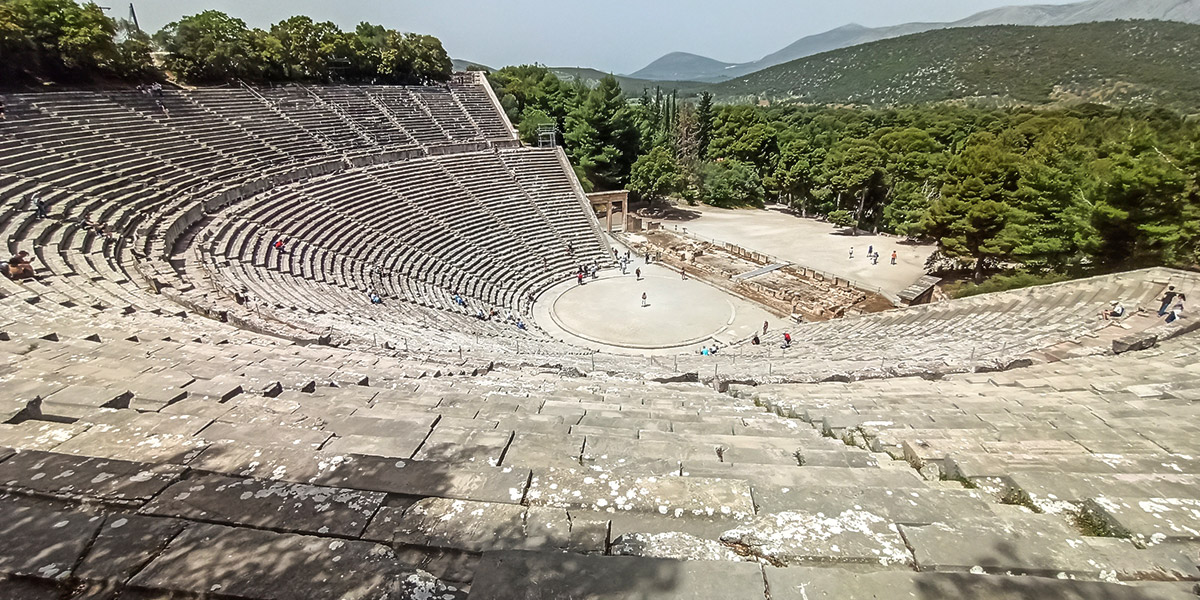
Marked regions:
[0,1,451,84]
[490,65,1200,281]
[1,2,1197,285]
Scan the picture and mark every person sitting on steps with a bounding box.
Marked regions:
[1100,300,1125,320]
[6,251,35,280]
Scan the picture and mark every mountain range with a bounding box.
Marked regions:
[629,0,1200,82]
[704,20,1200,111]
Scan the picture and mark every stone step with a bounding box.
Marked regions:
[467,550,767,600]
[764,567,1196,600]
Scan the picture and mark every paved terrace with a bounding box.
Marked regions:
[657,203,938,298]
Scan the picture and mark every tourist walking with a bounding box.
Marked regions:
[849,247,854,259]
[867,245,873,256]
[577,271,584,286]
[641,292,647,308]
[1159,286,1180,316]
[680,266,686,280]
[635,268,641,280]
[763,321,769,335]
[33,196,48,219]
[890,250,897,265]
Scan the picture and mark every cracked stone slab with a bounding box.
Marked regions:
[141,473,384,538]
[190,443,532,505]
[720,509,912,567]
[468,550,767,600]
[49,428,209,465]
[1007,472,1200,515]
[0,422,90,451]
[611,531,746,561]
[526,468,755,519]
[412,426,512,465]
[0,450,184,505]
[765,566,1198,600]
[75,514,187,584]
[197,421,332,450]
[0,502,104,581]
[1087,496,1200,545]
[899,515,1134,578]
[129,523,459,600]
[79,410,214,437]
[747,484,994,524]
[364,497,526,553]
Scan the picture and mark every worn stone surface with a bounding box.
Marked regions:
[322,433,427,459]
[611,532,746,561]
[0,450,184,504]
[720,509,912,567]
[141,473,384,537]
[50,428,208,464]
[526,468,755,518]
[765,566,1198,600]
[365,497,526,552]
[412,426,512,465]
[189,443,533,505]
[197,421,332,449]
[1088,496,1200,545]
[468,550,767,600]
[130,523,452,600]
[0,502,104,580]
[0,422,89,451]
[75,514,186,583]
[900,515,1146,578]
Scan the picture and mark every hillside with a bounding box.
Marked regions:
[629,0,1200,82]
[629,52,737,82]
[707,20,1200,111]
[548,67,704,96]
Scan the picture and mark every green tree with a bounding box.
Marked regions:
[696,91,714,159]
[268,16,343,81]
[156,10,266,82]
[1082,151,1194,266]
[0,0,136,81]
[822,137,889,234]
[516,108,555,145]
[708,106,778,173]
[771,140,818,215]
[564,75,639,190]
[699,160,766,208]
[629,146,683,202]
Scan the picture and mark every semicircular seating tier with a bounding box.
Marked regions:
[1,73,611,357]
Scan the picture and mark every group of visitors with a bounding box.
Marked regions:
[136,83,165,97]
[1099,286,1186,324]
[1159,286,1186,324]
[850,245,896,265]
[699,345,719,356]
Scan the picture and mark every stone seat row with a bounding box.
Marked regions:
[2,307,1200,597]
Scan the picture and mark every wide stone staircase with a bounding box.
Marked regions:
[1,293,1199,597]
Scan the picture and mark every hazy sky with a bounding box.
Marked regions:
[125,0,1080,73]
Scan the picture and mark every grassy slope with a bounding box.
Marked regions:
[705,20,1200,111]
